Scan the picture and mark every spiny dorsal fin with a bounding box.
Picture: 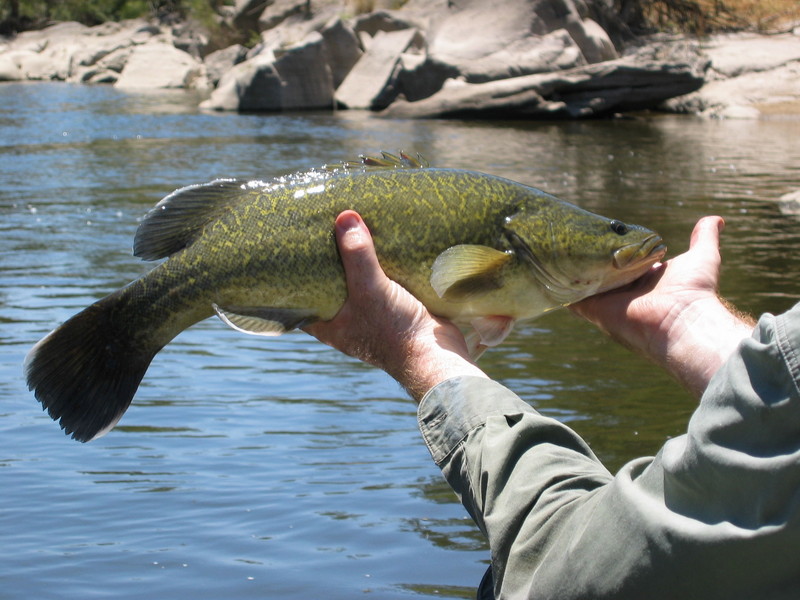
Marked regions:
[134,179,259,261]
[430,245,513,301]
[327,151,429,172]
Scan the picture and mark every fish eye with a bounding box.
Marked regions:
[610,220,628,235]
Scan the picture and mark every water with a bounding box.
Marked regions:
[1,82,798,599]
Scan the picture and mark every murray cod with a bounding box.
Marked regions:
[25,152,667,442]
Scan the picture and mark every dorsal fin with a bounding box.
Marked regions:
[326,150,429,172]
[134,179,256,260]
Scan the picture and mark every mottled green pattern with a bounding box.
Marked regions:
[25,161,665,441]
[128,166,661,346]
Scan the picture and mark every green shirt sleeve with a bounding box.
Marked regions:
[418,304,800,599]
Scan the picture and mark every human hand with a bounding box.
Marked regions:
[304,211,487,402]
[571,216,755,398]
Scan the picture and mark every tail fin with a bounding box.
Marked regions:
[24,292,159,442]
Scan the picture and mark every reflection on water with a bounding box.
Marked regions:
[1,82,798,599]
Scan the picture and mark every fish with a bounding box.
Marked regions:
[25,151,667,442]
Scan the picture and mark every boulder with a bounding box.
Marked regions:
[0,52,23,80]
[204,43,248,86]
[5,21,89,80]
[320,18,362,89]
[778,190,800,216]
[382,40,707,118]
[664,32,800,119]
[258,0,312,31]
[0,50,39,80]
[453,29,586,84]
[202,31,334,111]
[68,20,158,83]
[115,42,209,90]
[352,10,420,37]
[425,0,613,82]
[380,0,620,98]
[272,31,333,109]
[0,19,165,83]
[565,17,618,64]
[335,27,425,109]
[702,32,800,78]
[395,54,460,103]
[170,21,211,59]
[231,0,271,33]
[203,53,282,111]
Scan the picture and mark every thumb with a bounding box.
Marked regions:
[688,215,724,253]
[334,210,386,293]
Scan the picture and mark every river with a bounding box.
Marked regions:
[1,82,798,599]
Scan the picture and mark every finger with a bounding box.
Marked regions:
[688,215,725,253]
[334,210,387,293]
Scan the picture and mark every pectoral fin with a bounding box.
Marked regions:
[430,245,512,301]
[213,304,316,336]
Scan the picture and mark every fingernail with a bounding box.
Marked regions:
[336,211,360,233]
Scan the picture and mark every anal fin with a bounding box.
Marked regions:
[464,316,516,360]
[213,304,316,336]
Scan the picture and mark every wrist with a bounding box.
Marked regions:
[657,296,755,398]
[395,331,488,403]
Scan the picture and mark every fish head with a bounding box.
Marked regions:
[504,201,667,306]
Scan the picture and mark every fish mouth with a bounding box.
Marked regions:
[613,233,667,270]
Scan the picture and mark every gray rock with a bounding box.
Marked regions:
[779,190,800,216]
[565,17,617,63]
[0,19,166,83]
[231,0,271,33]
[171,21,211,59]
[253,1,340,58]
[79,67,120,84]
[320,18,363,89]
[203,53,283,111]
[0,52,23,80]
[335,28,425,109]
[258,0,312,31]
[352,10,419,37]
[0,50,43,80]
[395,54,459,103]
[664,32,800,119]
[456,29,586,84]
[6,21,90,80]
[272,31,333,109]
[382,40,707,118]
[204,44,248,86]
[704,32,800,78]
[418,0,618,88]
[202,31,334,111]
[115,42,210,90]
[68,20,156,82]
[95,46,135,73]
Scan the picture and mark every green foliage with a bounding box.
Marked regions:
[5,0,149,26]
[0,0,226,31]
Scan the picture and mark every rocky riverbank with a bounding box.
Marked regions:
[0,0,798,119]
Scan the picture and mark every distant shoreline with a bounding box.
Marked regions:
[1,7,798,120]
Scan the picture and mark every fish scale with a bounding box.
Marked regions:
[25,153,666,442]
